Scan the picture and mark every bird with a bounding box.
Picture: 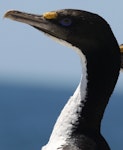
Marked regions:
[4,9,121,150]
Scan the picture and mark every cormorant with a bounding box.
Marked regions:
[4,9,121,150]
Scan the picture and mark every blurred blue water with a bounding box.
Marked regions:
[0,82,123,150]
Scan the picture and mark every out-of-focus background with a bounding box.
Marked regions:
[0,1,123,150]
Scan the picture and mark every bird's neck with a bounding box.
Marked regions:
[73,44,120,135]
[46,45,120,148]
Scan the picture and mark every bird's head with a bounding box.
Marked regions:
[4,9,115,54]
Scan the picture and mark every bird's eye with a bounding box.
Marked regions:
[60,18,72,27]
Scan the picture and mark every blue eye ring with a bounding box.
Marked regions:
[60,18,72,27]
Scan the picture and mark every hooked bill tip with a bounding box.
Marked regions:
[4,10,16,18]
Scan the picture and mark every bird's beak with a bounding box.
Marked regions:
[4,10,44,27]
[4,10,57,26]
[4,10,67,39]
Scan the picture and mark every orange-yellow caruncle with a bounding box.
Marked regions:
[43,11,58,19]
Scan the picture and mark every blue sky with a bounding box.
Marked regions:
[1,0,123,86]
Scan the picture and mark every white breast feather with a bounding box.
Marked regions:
[42,36,87,150]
